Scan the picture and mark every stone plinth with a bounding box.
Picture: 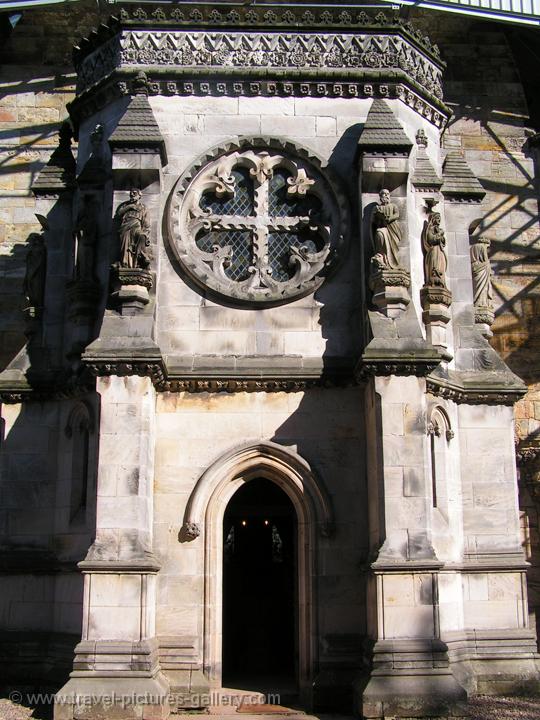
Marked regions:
[421,285,452,351]
[110,267,152,313]
[474,305,495,338]
[370,267,411,318]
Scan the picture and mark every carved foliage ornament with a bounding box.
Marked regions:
[168,140,348,306]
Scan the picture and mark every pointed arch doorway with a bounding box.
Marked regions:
[222,478,297,691]
[182,441,334,703]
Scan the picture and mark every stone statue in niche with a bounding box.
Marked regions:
[470,237,493,308]
[23,231,47,312]
[470,236,494,329]
[74,196,98,281]
[115,189,151,270]
[419,201,452,353]
[371,188,402,270]
[421,211,448,289]
[368,188,410,318]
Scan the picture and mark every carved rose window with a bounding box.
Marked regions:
[168,141,347,306]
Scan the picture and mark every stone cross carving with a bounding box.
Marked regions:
[371,188,402,271]
[115,189,151,269]
[172,145,346,305]
[421,211,449,290]
[189,151,320,290]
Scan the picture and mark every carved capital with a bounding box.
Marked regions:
[420,285,452,308]
[474,305,495,326]
[370,267,411,289]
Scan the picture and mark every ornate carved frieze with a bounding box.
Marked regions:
[164,378,345,393]
[517,444,540,495]
[84,362,353,394]
[73,6,442,66]
[85,359,166,387]
[70,9,449,126]
[78,30,444,103]
[168,137,348,307]
[357,355,441,379]
[426,376,526,406]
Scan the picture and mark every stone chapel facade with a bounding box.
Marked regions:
[1,2,540,719]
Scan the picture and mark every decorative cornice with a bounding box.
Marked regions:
[84,357,166,387]
[163,377,351,394]
[73,7,443,68]
[426,374,526,406]
[78,559,161,573]
[357,351,441,378]
[69,72,448,129]
[68,10,449,127]
[0,375,94,404]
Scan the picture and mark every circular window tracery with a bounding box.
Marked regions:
[168,138,348,307]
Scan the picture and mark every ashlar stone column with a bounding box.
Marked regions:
[55,375,169,720]
[359,375,466,719]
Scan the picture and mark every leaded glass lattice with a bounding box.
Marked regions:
[268,232,320,282]
[170,140,347,306]
[196,230,252,281]
[269,169,322,219]
[200,168,254,216]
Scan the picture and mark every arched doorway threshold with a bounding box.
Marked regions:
[180,440,333,705]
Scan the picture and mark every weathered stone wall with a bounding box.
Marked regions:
[0,1,102,370]
[409,8,540,636]
[153,388,367,688]
[1,3,540,696]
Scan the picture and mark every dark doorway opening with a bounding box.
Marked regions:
[222,478,297,693]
